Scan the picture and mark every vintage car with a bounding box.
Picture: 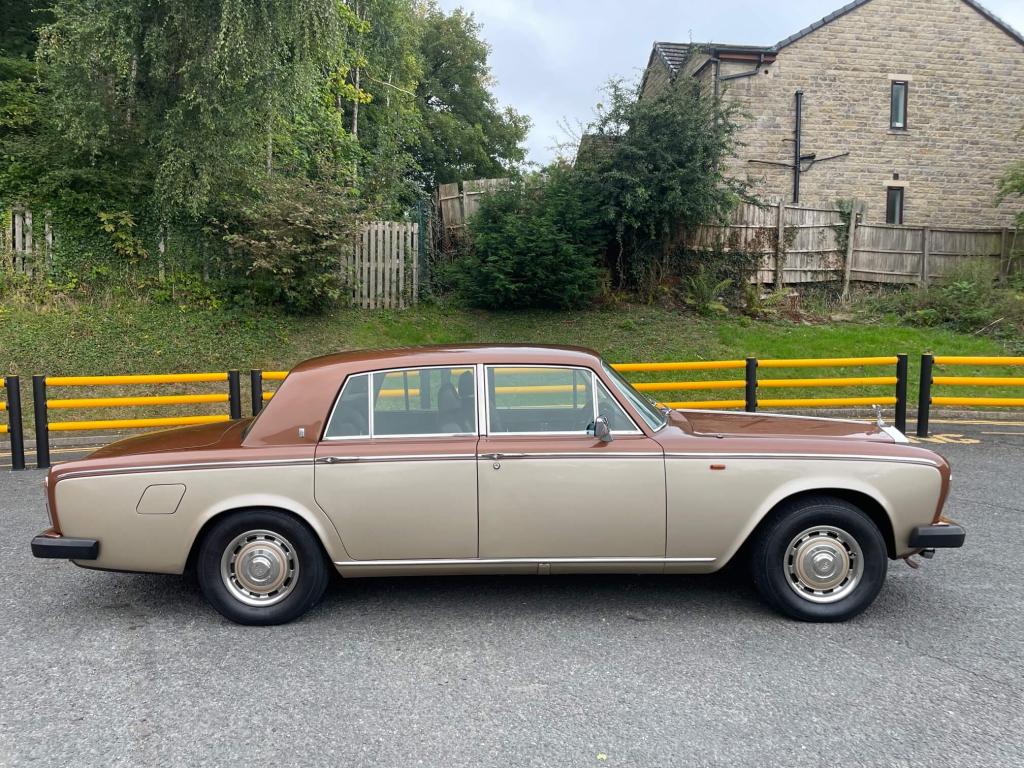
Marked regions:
[32,345,964,625]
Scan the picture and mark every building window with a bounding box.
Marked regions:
[886,187,904,224]
[890,81,908,129]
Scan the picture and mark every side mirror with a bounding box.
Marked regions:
[591,415,613,443]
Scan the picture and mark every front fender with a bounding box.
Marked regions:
[665,457,943,567]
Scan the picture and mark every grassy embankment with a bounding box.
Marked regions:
[1,300,1019,427]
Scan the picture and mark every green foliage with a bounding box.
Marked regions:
[683,267,732,315]
[878,259,1024,339]
[997,160,1024,229]
[459,164,603,309]
[412,3,530,188]
[0,0,530,315]
[576,76,747,291]
[215,177,360,314]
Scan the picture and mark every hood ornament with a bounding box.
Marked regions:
[872,404,885,428]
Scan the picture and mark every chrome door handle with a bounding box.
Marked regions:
[483,453,526,460]
[319,456,359,464]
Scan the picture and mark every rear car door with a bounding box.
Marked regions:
[476,365,666,571]
[314,365,479,560]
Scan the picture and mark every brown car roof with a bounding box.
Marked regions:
[245,345,607,447]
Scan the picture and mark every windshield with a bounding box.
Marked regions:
[602,362,667,432]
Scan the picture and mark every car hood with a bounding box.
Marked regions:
[86,419,252,460]
[671,409,896,442]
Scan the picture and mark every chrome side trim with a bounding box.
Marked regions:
[53,458,314,481]
[324,454,476,463]
[665,452,939,467]
[336,556,717,567]
[482,452,663,460]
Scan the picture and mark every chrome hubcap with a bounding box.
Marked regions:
[785,525,863,604]
[221,530,299,606]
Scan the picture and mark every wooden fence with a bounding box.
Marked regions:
[345,220,419,309]
[4,207,51,275]
[436,178,510,233]
[5,210,421,309]
[688,201,1020,286]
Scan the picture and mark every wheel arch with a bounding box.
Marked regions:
[184,503,341,575]
[735,487,897,565]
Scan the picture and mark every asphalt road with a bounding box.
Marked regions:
[1,423,1023,767]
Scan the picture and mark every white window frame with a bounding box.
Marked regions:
[323,365,478,440]
[484,364,640,437]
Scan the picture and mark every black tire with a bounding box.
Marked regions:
[197,509,331,626]
[750,495,888,622]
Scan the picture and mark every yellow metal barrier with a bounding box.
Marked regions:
[49,415,231,432]
[918,355,1024,436]
[758,356,898,369]
[662,399,746,410]
[32,371,242,469]
[613,360,745,373]
[47,373,229,386]
[933,356,1024,366]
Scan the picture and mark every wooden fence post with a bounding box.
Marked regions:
[44,212,53,266]
[841,209,858,301]
[920,227,931,286]
[1000,227,1011,283]
[774,200,786,287]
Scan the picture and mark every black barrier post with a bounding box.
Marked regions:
[228,370,242,420]
[917,354,934,438]
[744,358,758,412]
[5,376,26,471]
[895,354,908,434]
[250,370,264,416]
[32,375,50,469]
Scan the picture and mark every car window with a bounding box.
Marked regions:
[487,366,595,434]
[602,362,667,431]
[372,366,476,436]
[596,379,641,434]
[324,373,370,438]
[325,367,477,439]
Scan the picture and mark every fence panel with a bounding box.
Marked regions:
[683,202,1017,286]
[346,221,419,309]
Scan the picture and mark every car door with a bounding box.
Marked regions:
[476,365,666,572]
[314,365,479,561]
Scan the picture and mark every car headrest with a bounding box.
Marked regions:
[457,370,475,400]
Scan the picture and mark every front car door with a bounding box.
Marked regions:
[314,365,479,561]
[476,365,666,572]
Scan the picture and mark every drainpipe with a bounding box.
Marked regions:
[793,90,803,204]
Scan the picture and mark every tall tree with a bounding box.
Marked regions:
[412,3,529,188]
[35,0,355,221]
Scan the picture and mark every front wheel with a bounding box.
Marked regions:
[197,510,330,625]
[751,496,888,622]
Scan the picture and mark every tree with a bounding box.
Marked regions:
[459,162,604,310]
[35,0,355,221]
[577,76,747,290]
[997,161,1024,230]
[412,3,530,188]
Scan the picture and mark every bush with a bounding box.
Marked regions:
[881,259,1024,337]
[215,177,360,315]
[458,163,605,310]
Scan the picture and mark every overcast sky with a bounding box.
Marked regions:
[436,0,1024,167]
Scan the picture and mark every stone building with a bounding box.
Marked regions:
[639,0,1024,226]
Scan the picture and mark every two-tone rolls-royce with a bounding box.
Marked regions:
[32,345,964,624]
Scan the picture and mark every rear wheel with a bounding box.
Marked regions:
[197,510,330,625]
[751,496,888,622]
